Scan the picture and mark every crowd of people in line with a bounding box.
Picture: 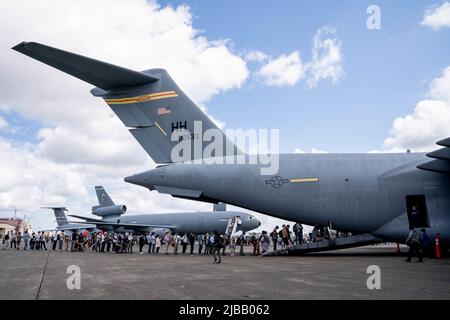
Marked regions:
[1,222,438,262]
[1,228,250,264]
[0,222,351,257]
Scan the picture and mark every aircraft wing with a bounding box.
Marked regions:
[417,137,450,173]
[40,225,95,232]
[68,220,176,229]
[70,215,176,229]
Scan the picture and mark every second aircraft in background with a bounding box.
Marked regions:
[46,186,260,236]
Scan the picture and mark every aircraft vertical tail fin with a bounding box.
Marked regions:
[42,207,68,227]
[103,68,241,163]
[95,186,115,207]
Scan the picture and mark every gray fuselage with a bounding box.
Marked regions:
[126,153,450,244]
[102,210,259,234]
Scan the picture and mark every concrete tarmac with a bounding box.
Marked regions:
[0,245,449,300]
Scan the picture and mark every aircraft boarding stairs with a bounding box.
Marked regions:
[262,233,383,256]
[225,216,242,237]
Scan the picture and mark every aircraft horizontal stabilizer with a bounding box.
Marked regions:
[427,147,450,160]
[437,137,450,147]
[13,42,241,164]
[40,225,95,232]
[69,214,104,223]
[12,42,158,91]
[417,160,450,173]
[418,137,450,174]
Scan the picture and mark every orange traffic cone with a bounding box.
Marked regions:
[435,233,441,259]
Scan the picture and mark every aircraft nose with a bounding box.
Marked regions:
[244,216,260,231]
[124,172,149,187]
[124,174,139,185]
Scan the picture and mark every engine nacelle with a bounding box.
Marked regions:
[92,205,127,217]
[151,228,170,237]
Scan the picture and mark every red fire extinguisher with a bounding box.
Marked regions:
[435,233,441,259]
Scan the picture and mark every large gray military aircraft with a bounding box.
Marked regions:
[14,42,449,249]
[67,186,260,235]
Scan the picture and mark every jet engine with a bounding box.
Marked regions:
[151,228,170,237]
[92,205,127,217]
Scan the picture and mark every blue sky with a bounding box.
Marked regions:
[160,0,450,153]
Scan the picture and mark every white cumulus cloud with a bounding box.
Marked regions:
[245,50,269,62]
[306,26,345,89]
[257,52,304,87]
[256,26,344,89]
[383,66,450,152]
[421,2,450,30]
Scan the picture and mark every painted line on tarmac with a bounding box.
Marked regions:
[35,249,51,300]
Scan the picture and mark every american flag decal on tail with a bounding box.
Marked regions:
[157,106,172,115]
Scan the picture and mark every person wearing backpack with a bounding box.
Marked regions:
[405,226,423,262]
[259,231,271,254]
[293,223,303,245]
[270,226,279,251]
[211,231,223,264]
